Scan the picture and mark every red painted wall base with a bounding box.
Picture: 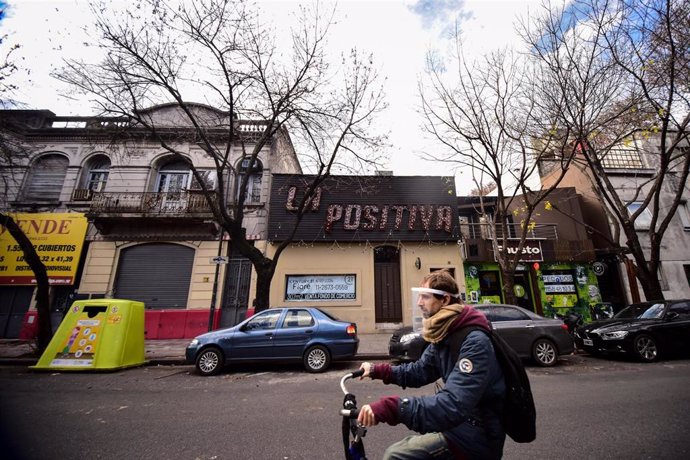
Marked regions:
[19,309,223,340]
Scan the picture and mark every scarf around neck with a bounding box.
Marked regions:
[422,303,466,344]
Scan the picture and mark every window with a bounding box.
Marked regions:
[669,301,690,320]
[236,158,262,204]
[244,310,281,331]
[677,202,690,231]
[157,160,191,193]
[626,202,653,230]
[189,170,217,191]
[684,265,690,288]
[281,309,315,328]
[491,306,529,322]
[602,148,644,169]
[83,155,110,192]
[22,154,69,201]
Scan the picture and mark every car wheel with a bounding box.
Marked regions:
[196,347,224,376]
[532,338,558,367]
[304,345,331,373]
[633,334,659,362]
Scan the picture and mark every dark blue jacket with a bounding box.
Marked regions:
[392,329,506,459]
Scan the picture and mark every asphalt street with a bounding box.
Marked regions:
[1,357,689,459]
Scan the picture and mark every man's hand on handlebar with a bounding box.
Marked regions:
[358,362,372,379]
[357,404,378,427]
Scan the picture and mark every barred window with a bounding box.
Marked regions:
[601,149,644,169]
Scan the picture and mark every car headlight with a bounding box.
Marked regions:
[601,331,628,340]
[400,333,420,343]
[188,338,199,347]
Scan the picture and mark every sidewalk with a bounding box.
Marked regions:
[0,333,391,366]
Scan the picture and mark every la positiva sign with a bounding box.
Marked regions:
[285,186,454,234]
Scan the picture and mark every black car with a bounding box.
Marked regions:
[574,300,690,362]
[389,304,574,367]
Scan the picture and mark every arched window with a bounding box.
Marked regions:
[156,160,191,193]
[83,155,110,192]
[22,154,69,201]
[236,158,263,204]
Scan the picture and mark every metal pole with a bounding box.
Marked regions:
[208,229,224,331]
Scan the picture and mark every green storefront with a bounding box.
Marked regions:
[463,262,603,322]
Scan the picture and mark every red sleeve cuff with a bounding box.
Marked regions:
[370,363,393,383]
[370,396,400,426]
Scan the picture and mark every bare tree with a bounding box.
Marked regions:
[522,0,690,301]
[54,0,386,312]
[419,37,578,305]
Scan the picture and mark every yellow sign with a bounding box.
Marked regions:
[0,213,88,285]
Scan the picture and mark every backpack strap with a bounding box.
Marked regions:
[446,326,488,361]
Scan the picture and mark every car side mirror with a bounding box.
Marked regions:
[666,311,679,321]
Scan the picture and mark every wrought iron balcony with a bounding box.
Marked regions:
[88,191,217,216]
[71,189,94,201]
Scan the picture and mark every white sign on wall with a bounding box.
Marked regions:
[285,274,356,301]
[544,284,576,294]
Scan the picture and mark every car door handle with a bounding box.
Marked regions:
[525,325,535,328]
[304,330,313,334]
[265,332,274,336]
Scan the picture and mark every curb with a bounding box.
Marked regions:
[0,353,390,368]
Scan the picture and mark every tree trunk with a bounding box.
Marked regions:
[634,261,665,302]
[501,272,518,305]
[253,259,276,313]
[0,213,52,353]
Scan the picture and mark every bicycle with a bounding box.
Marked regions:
[340,369,368,460]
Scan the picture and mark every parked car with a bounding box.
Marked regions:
[574,300,690,362]
[389,304,574,367]
[186,307,359,376]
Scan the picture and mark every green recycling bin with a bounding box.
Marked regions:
[32,299,147,371]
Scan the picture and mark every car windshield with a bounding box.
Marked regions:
[614,302,665,320]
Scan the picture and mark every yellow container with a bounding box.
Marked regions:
[32,299,147,371]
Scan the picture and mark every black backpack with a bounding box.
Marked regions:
[447,326,537,443]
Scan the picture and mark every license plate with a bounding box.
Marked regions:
[583,339,593,346]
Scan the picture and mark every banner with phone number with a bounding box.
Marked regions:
[0,213,88,285]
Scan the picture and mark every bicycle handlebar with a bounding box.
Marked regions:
[340,368,364,394]
[340,369,368,460]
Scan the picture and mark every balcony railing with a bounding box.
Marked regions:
[89,191,217,215]
[459,222,558,240]
[71,189,94,201]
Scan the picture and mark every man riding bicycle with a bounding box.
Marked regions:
[357,270,507,459]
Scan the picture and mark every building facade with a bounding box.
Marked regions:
[0,105,301,339]
[265,174,462,333]
[540,136,690,306]
[458,188,609,321]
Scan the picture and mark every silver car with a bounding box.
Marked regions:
[389,304,574,367]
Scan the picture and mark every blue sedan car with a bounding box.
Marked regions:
[186,307,359,375]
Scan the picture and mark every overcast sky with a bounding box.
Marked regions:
[1,0,541,193]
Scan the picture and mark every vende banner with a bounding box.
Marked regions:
[0,213,88,285]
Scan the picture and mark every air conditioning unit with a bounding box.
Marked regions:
[72,189,93,201]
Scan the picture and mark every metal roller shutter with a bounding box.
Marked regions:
[114,243,194,309]
[23,155,69,201]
